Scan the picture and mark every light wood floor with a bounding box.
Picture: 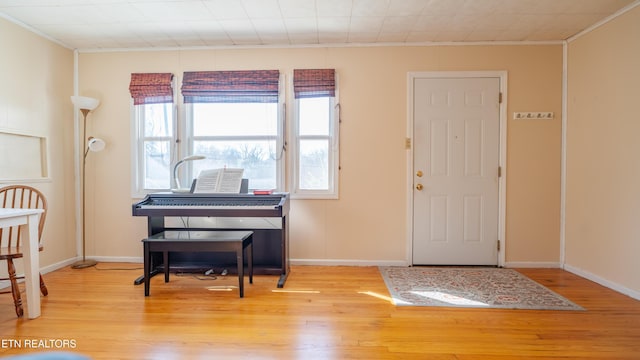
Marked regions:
[1,265,639,359]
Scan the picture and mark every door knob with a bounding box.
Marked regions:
[416,184,423,191]
[416,170,423,177]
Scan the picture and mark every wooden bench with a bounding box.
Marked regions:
[142,230,253,297]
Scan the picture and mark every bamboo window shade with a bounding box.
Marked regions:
[181,70,280,103]
[293,69,335,99]
[129,73,174,105]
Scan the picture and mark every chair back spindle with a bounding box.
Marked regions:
[0,185,47,250]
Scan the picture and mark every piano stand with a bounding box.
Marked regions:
[277,273,288,288]
[134,272,156,285]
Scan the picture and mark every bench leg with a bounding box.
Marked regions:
[163,251,169,283]
[143,243,150,296]
[248,241,253,284]
[236,248,244,298]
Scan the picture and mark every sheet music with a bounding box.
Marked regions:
[193,168,244,193]
[192,169,221,193]
[217,168,244,192]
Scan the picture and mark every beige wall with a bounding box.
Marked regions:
[0,18,75,271]
[77,45,563,265]
[4,3,639,299]
[566,6,640,293]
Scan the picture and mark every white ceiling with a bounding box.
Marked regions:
[0,0,637,50]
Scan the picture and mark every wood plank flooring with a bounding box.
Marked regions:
[1,265,639,359]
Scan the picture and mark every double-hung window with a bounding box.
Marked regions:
[131,70,336,196]
[129,73,176,196]
[292,69,339,198]
[181,70,283,191]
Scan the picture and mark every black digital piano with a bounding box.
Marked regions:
[132,192,290,287]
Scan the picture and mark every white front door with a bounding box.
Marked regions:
[412,76,501,265]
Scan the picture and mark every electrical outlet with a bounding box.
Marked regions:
[513,112,554,120]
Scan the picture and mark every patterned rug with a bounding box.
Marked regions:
[379,267,584,310]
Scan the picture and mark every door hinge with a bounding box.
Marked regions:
[497,240,501,252]
[405,137,411,149]
[498,166,502,178]
[499,92,503,104]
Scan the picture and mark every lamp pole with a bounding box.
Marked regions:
[70,96,101,269]
[72,110,98,269]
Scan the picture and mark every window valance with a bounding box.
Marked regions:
[181,70,280,103]
[129,73,174,105]
[293,69,335,99]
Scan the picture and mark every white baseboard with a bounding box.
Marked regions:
[563,264,640,301]
[0,280,10,289]
[0,257,77,290]
[91,256,143,264]
[54,256,407,267]
[504,261,561,268]
[0,256,142,290]
[41,258,78,273]
[291,258,408,267]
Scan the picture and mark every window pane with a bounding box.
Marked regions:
[193,140,277,190]
[299,97,330,136]
[144,141,171,189]
[193,103,277,136]
[299,139,329,190]
[143,103,173,137]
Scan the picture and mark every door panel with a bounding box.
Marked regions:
[412,77,500,265]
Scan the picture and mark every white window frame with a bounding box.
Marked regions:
[131,73,292,196]
[130,103,177,198]
[183,93,286,192]
[291,89,340,199]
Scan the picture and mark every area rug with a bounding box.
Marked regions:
[379,267,584,310]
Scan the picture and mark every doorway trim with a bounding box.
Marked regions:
[406,71,508,267]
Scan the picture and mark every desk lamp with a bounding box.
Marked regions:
[172,155,206,192]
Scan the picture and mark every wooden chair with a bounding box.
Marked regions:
[0,185,48,317]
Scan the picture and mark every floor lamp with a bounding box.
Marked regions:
[71,96,104,269]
